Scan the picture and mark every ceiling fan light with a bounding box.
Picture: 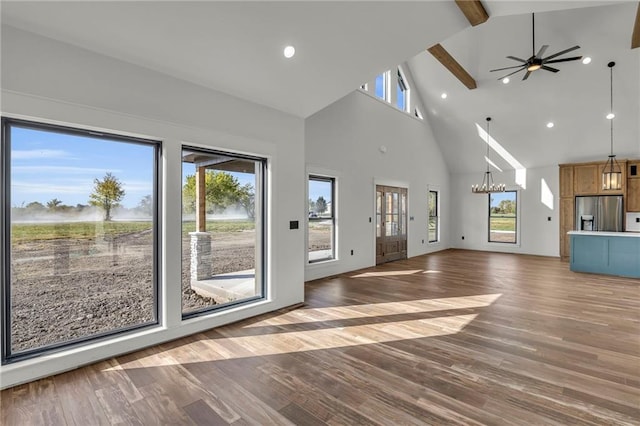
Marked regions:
[527,63,541,71]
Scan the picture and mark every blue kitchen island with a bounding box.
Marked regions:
[568,231,640,278]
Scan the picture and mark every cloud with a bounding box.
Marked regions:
[12,149,75,160]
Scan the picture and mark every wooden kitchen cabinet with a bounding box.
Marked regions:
[627,178,640,212]
[559,165,574,198]
[560,197,575,260]
[573,164,599,195]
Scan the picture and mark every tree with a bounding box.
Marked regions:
[315,196,327,214]
[137,195,153,216]
[182,171,244,214]
[46,198,63,211]
[89,172,125,221]
[308,198,316,213]
[237,183,255,220]
[25,201,46,213]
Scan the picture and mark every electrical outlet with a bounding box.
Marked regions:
[350,249,354,255]
[422,239,424,244]
[462,236,465,240]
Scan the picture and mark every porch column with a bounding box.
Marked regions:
[190,166,212,281]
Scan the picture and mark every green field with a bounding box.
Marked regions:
[11,220,256,243]
[11,221,153,243]
[490,216,516,231]
[181,220,255,234]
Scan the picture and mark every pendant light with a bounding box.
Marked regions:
[602,61,622,190]
[472,117,506,194]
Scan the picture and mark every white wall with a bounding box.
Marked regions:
[450,165,560,257]
[304,90,451,281]
[1,26,305,388]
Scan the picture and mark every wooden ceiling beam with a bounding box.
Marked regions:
[428,43,477,90]
[455,0,489,26]
[632,2,640,49]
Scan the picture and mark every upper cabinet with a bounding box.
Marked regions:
[627,161,640,212]
[559,165,574,198]
[565,160,627,196]
[573,163,600,195]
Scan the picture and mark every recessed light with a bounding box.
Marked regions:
[606,112,615,120]
[502,77,510,84]
[283,45,295,58]
[582,57,592,65]
[546,122,554,128]
[441,93,447,99]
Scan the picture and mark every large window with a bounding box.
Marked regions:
[308,176,335,263]
[2,118,159,361]
[428,190,439,243]
[489,191,517,243]
[181,147,265,317]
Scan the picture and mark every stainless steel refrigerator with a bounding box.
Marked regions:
[575,195,623,232]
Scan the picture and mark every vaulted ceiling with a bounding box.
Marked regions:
[2,1,639,174]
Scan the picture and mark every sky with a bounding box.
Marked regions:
[10,125,330,210]
[489,191,516,208]
[10,126,154,209]
[309,179,332,204]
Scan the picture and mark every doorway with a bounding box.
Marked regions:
[376,185,408,264]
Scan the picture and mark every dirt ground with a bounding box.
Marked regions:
[9,226,331,353]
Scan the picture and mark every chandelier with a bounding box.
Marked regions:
[472,117,506,194]
[602,61,622,190]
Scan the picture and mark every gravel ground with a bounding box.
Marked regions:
[9,227,330,353]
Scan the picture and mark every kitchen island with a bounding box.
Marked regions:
[568,231,640,278]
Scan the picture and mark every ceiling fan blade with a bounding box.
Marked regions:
[543,45,580,61]
[541,65,560,73]
[497,67,526,80]
[536,45,549,58]
[506,56,527,63]
[544,56,583,64]
[490,64,527,72]
[522,70,532,80]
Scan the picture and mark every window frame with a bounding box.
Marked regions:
[396,68,410,112]
[180,145,268,319]
[428,190,439,243]
[307,175,336,263]
[1,117,161,364]
[374,72,387,101]
[488,190,518,245]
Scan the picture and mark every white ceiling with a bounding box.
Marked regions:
[408,1,640,173]
[1,1,639,173]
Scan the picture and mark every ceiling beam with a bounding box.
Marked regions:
[632,2,640,49]
[455,0,489,26]
[428,43,477,90]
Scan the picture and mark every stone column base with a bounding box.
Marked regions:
[189,232,212,281]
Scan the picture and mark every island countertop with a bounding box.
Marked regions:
[568,230,640,238]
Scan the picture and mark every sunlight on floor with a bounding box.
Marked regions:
[351,269,423,278]
[246,293,503,327]
[109,314,480,369]
[105,293,502,370]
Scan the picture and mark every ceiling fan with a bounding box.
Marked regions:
[490,13,582,81]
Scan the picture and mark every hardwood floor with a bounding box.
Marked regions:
[2,249,639,425]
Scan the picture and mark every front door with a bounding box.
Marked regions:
[376,185,408,264]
